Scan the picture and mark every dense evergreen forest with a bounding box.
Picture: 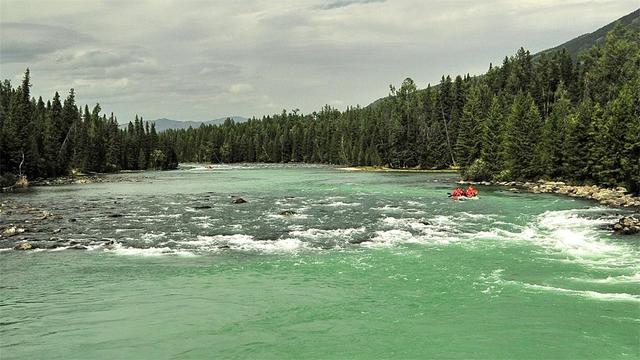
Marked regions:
[0,72,178,186]
[166,23,639,193]
[0,23,638,194]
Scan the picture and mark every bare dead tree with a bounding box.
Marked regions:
[18,151,25,177]
[440,104,456,166]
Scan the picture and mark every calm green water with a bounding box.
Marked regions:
[1,165,639,359]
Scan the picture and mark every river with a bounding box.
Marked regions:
[1,164,638,359]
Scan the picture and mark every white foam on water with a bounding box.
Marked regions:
[325,201,361,207]
[372,205,403,213]
[105,243,197,257]
[179,234,308,253]
[431,215,456,226]
[140,232,166,242]
[182,234,254,247]
[532,209,633,260]
[456,212,498,221]
[289,227,365,240]
[406,200,425,207]
[467,208,638,269]
[568,273,640,284]
[516,282,640,303]
[229,237,306,253]
[475,269,505,295]
[363,229,415,248]
[478,269,640,303]
[381,217,430,232]
[156,213,182,219]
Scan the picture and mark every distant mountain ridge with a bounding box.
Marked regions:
[121,116,248,131]
[538,8,639,59]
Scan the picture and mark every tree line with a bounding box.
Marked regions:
[165,23,639,193]
[1,23,637,193]
[0,72,178,186]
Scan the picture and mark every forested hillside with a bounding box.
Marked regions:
[166,23,639,193]
[0,73,178,186]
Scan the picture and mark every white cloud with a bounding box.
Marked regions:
[228,83,255,94]
[1,0,638,122]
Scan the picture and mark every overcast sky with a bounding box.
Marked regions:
[1,0,638,122]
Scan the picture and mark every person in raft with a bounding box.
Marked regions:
[465,185,478,197]
[451,187,465,198]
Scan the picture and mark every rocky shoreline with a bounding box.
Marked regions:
[31,172,157,186]
[461,179,640,209]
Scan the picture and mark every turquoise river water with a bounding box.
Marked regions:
[1,164,638,359]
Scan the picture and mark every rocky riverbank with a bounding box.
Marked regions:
[30,174,108,186]
[514,181,639,209]
[461,179,640,209]
[30,172,156,187]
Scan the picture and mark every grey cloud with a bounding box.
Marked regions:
[1,0,639,122]
[0,23,91,63]
[320,0,386,10]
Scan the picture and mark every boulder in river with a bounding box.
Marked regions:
[194,205,212,209]
[14,241,32,250]
[612,216,640,235]
[107,213,124,218]
[2,226,25,238]
[348,238,371,245]
[68,244,88,250]
[279,210,296,216]
[232,198,247,204]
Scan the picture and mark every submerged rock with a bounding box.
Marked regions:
[612,216,640,235]
[194,205,212,209]
[279,210,296,216]
[107,213,124,218]
[2,226,25,238]
[14,241,32,250]
[232,198,247,204]
[348,238,371,245]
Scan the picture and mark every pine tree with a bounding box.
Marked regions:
[506,93,544,180]
[480,97,504,175]
[455,84,483,169]
[541,82,572,178]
